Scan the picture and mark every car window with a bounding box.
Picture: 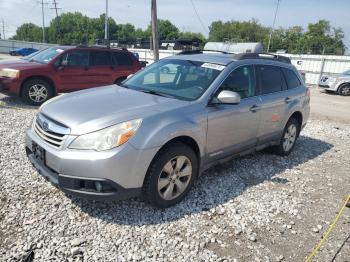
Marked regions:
[30,47,66,64]
[90,51,113,66]
[257,65,287,95]
[60,51,89,67]
[219,65,256,99]
[123,59,222,101]
[113,52,133,66]
[282,68,302,89]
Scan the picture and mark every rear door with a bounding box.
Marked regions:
[88,50,115,86]
[55,50,91,92]
[256,64,289,144]
[112,51,138,81]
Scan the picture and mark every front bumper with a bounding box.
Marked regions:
[25,128,159,201]
[0,77,21,96]
[318,83,338,91]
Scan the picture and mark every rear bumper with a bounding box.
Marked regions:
[26,147,142,201]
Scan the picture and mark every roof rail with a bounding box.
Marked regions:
[234,53,291,64]
[177,49,232,55]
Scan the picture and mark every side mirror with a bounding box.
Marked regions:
[212,90,241,104]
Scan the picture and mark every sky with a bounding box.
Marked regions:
[1,0,349,52]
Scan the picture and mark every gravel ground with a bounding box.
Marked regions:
[0,94,349,262]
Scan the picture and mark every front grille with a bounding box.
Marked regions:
[34,117,68,148]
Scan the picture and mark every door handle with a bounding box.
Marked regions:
[285,97,292,103]
[250,104,260,113]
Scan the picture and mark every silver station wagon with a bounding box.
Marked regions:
[26,52,310,208]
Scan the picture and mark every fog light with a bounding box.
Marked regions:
[95,181,103,192]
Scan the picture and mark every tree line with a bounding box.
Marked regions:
[11,12,346,55]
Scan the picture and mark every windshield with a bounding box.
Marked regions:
[29,47,66,64]
[21,49,45,61]
[123,59,223,101]
[342,70,350,75]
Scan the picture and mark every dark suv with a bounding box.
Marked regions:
[0,46,141,105]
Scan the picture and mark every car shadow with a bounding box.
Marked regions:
[0,95,38,110]
[70,135,333,226]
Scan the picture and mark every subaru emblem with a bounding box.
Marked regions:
[42,121,49,131]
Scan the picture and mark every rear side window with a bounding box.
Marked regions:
[113,52,133,66]
[257,65,287,95]
[90,51,113,66]
[282,68,302,89]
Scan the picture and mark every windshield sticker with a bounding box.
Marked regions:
[201,63,225,71]
[56,49,64,53]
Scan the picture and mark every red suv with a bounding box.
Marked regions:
[0,46,141,105]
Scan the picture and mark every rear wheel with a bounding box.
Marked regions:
[271,117,300,156]
[22,79,54,106]
[143,142,198,208]
[338,84,350,96]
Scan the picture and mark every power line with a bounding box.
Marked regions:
[189,0,209,34]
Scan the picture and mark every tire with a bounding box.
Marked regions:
[271,117,300,156]
[338,84,350,96]
[142,142,198,208]
[22,79,54,106]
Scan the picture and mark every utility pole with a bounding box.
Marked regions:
[151,0,159,61]
[51,0,61,18]
[267,0,281,53]
[104,0,109,42]
[1,18,5,40]
[51,0,62,42]
[38,0,48,43]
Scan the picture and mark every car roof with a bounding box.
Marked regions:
[166,53,236,66]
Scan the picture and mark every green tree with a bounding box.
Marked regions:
[11,23,43,42]
[145,19,180,40]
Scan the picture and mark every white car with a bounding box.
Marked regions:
[319,70,350,96]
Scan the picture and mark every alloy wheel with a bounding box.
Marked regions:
[283,124,297,152]
[28,84,48,103]
[157,156,192,201]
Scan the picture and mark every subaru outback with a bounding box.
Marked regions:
[25,52,310,208]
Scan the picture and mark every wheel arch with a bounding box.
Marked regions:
[20,75,56,97]
[289,111,303,136]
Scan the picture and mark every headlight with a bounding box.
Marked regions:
[0,68,20,78]
[69,119,142,151]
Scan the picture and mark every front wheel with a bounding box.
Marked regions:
[271,118,300,156]
[22,79,54,106]
[338,84,350,96]
[143,142,198,208]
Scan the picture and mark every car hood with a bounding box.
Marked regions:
[0,59,47,70]
[40,85,188,135]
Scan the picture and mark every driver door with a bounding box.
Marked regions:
[206,65,261,161]
[55,50,91,92]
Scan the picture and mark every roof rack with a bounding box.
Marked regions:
[234,53,291,64]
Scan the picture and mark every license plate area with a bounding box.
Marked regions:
[32,142,46,164]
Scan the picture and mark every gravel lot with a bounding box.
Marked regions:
[0,91,349,262]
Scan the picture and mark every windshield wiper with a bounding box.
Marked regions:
[139,89,175,99]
